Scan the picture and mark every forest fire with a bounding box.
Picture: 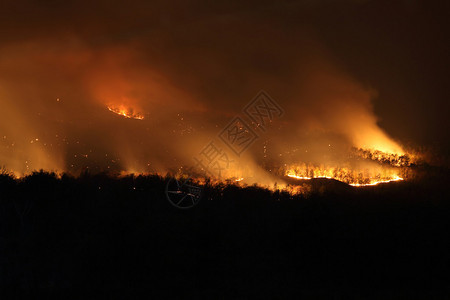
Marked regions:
[284,149,411,187]
[349,175,403,187]
[352,148,416,167]
[1,2,448,296]
[286,169,404,187]
[0,6,434,188]
[107,105,145,120]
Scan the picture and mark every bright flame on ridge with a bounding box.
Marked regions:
[107,105,144,120]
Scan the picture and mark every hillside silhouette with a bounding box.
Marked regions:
[0,167,449,298]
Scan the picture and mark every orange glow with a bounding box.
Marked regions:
[107,105,144,120]
[287,172,403,187]
[353,148,416,167]
[349,175,403,187]
[286,164,405,187]
[0,39,423,184]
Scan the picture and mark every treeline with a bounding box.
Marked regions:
[0,169,449,297]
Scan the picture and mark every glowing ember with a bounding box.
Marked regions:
[107,105,144,120]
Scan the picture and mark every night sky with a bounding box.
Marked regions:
[0,0,449,175]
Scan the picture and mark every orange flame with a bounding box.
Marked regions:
[107,105,144,120]
[285,164,406,187]
[283,149,413,187]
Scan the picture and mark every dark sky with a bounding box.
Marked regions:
[0,0,449,173]
[308,0,450,152]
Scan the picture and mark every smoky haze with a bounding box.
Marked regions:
[0,0,447,177]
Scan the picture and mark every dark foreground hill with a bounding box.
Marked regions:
[0,168,449,298]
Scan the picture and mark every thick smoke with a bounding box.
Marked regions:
[0,1,405,179]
